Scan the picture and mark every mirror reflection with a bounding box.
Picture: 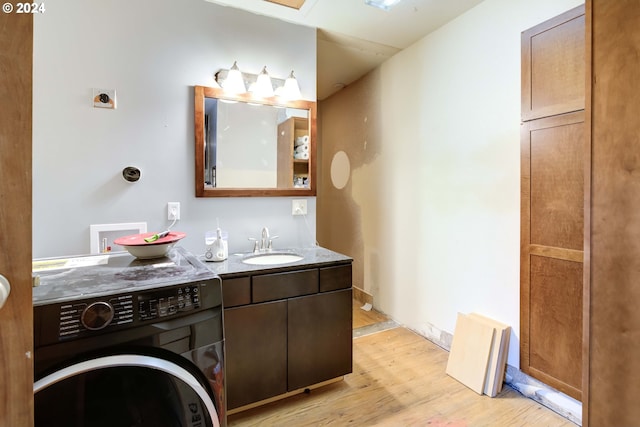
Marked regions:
[205,99,309,189]
[195,86,317,197]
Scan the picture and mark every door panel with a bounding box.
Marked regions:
[0,11,34,427]
[521,111,584,400]
[530,120,584,250]
[224,301,287,409]
[521,6,586,121]
[529,255,582,394]
[288,289,352,390]
[589,1,640,424]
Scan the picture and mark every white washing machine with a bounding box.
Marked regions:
[32,247,225,427]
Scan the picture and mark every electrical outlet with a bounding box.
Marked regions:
[292,199,307,216]
[168,202,180,220]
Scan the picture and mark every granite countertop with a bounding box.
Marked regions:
[32,247,217,306]
[199,246,352,278]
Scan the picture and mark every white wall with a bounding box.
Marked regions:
[339,0,583,367]
[216,102,278,188]
[32,0,317,258]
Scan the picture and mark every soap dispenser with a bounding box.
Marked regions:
[205,228,228,262]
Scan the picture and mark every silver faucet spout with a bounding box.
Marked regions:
[260,227,269,251]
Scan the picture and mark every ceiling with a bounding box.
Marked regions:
[204,0,484,99]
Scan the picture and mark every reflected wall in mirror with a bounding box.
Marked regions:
[195,85,317,197]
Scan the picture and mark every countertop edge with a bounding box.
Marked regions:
[199,246,353,277]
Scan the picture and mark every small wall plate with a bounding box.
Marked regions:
[93,88,116,109]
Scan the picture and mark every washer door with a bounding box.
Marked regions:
[34,354,220,427]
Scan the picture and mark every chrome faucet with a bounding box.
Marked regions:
[248,227,279,253]
[261,227,270,251]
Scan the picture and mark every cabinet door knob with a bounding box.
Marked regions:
[0,274,11,310]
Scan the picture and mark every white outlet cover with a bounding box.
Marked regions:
[93,88,117,109]
[292,199,307,215]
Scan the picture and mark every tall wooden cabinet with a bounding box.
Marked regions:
[587,0,640,425]
[520,5,585,401]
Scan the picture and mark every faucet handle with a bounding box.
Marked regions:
[248,237,260,253]
[267,235,279,251]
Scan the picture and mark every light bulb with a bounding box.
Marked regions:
[254,66,274,98]
[282,70,301,101]
[222,61,247,94]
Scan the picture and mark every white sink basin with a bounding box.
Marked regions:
[242,253,303,265]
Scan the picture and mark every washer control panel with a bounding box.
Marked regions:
[138,284,200,321]
[81,301,115,331]
[59,294,134,338]
[54,284,201,340]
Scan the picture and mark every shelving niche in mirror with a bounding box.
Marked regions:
[194,85,317,197]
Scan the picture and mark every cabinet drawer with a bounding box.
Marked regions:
[253,269,318,303]
[222,276,251,308]
[319,264,352,292]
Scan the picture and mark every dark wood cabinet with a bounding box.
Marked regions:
[224,300,287,409]
[288,288,353,390]
[252,268,318,303]
[222,262,352,411]
[319,265,352,292]
[221,276,250,308]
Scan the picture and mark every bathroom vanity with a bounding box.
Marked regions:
[205,247,352,411]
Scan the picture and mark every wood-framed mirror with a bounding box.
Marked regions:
[194,85,317,197]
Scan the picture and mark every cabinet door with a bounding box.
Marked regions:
[287,289,353,391]
[0,12,33,427]
[520,111,584,400]
[224,301,287,409]
[521,5,585,121]
[589,1,640,424]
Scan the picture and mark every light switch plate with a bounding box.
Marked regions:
[93,88,117,109]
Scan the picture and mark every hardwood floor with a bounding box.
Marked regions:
[352,299,389,329]
[227,301,576,426]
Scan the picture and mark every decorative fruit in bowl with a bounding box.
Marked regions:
[114,232,186,259]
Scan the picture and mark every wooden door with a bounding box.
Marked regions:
[587,0,640,424]
[521,112,584,400]
[0,11,34,427]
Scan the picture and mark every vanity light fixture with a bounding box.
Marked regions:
[215,64,302,101]
[253,66,274,98]
[221,61,247,94]
[282,70,302,101]
[365,0,403,11]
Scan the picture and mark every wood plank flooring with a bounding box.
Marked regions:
[352,300,389,329]
[228,301,576,426]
